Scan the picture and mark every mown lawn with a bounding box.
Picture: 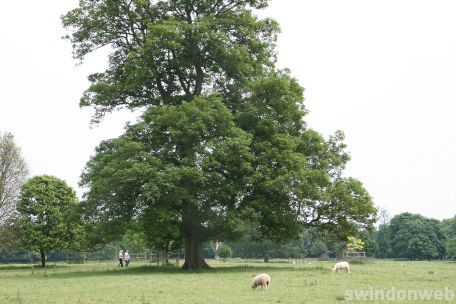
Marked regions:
[0,259,455,303]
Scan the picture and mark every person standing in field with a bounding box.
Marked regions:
[118,250,124,267]
[124,250,130,267]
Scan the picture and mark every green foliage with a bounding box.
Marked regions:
[372,214,453,260]
[62,0,277,123]
[16,175,83,266]
[0,219,20,251]
[329,242,346,258]
[228,228,344,259]
[309,241,328,258]
[121,229,149,253]
[441,216,456,238]
[80,97,252,248]
[234,72,377,241]
[363,239,379,257]
[347,258,365,265]
[375,224,391,258]
[445,237,456,259]
[385,213,445,260]
[230,237,304,259]
[217,243,232,259]
[85,233,166,263]
[0,249,39,263]
[441,216,456,259]
[346,236,364,252]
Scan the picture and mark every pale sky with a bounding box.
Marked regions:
[1,1,455,220]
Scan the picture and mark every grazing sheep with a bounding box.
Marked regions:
[332,261,350,274]
[251,273,271,290]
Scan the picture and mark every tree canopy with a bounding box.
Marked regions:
[81,97,253,267]
[62,0,278,123]
[388,213,445,260]
[64,0,377,269]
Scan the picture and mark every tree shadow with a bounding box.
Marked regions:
[0,264,45,271]
[2,262,329,280]
[0,262,329,279]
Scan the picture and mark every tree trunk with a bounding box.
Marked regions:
[193,65,204,97]
[182,232,210,269]
[181,200,210,270]
[165,249,169,265]
[39,248,46,267]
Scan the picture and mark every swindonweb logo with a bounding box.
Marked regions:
[345,287,454,302]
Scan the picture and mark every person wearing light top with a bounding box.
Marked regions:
[118,250,124,267]
[124,250,130,267]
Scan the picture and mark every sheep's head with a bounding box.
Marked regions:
[251,284,257,289]
[332,267,337,272]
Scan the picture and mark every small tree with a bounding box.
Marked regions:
[217,244,232,260]
[0,131,28,224]
[376,207,391,226]
[347,236,364,252]
[210,240,223,259]
[16,175,83,267]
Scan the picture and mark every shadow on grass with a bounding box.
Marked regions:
[0,262,329,280]
[0,264,46,271]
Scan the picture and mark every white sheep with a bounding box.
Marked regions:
[332,261,350,274]
[251,273,271,290]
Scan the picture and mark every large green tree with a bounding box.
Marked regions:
[16,175,83,267]
[64,0,376,269]
[388,213,445,260]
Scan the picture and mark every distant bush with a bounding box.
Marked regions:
[218,244,232,259]
[317,255,331,261]
[347,258,365,265]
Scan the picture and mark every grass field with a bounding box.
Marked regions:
[0,259,455,303]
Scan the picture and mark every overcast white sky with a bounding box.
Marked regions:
[1,1,455,220]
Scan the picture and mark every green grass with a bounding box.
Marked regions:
[0,259,455,303]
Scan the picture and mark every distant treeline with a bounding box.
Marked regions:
[375,212,455,260]
[213,212,456,260]
[2,212,455,263]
